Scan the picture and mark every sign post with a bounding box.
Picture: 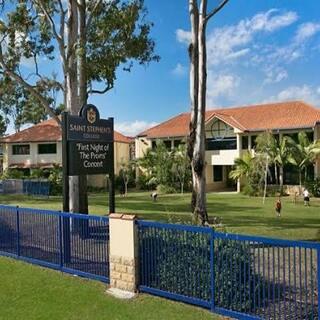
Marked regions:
[62,104,115,214]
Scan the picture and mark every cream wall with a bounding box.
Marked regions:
[3,142,62,170]
[135,137,151,159]
[2,140,131,188]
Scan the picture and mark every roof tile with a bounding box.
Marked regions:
[138,101,320,138]
[1,118,132,144]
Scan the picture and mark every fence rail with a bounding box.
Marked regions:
[0,205,109,283]
[1,207,320,320]
[0,179,50,196]
[137,220,320,320]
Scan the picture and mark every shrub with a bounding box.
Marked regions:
[156,184,177,194]
[47,166,62,196]
[139,230,267,312]
[137,175,157,190]
[242,184,260,196]
[305,178,320,197]
[1,169,25,179]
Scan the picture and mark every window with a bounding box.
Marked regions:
[306,132,314,141]
[213,165,223,182]
[206,137,237,150]
[174,140,182,148]
[12,144,30,155]
[151,141,157,149]
[251,135,257,148]
[38,143,57,154]
[163,140,172,149]
[242,136,248,149]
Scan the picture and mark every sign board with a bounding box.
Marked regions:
[67,141,113,175]
[63,104,114,176]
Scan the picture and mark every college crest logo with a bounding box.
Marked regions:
[87,108,96,124]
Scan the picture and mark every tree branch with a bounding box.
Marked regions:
[86,0,103,31]
[90,83,113,95]
[205,0,229,22]
[34,0,67,69]
[0,47,61,125]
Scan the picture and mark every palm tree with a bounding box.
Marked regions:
[273,136,296,194]
[256,131,278,184]
[229,151,255,182]
[288,132,320,188]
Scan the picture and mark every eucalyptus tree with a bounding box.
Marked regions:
[288,132,320,188]
[0,0,159,213]
[188,0,230,225]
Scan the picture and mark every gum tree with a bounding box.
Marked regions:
[0,0,159,213]
[188,0,229,224]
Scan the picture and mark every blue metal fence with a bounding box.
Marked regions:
[0,205,109,283]
[137,220,320,320]
[23,180,50,197]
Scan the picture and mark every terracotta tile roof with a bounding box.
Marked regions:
[1,118,132,144]
[138,101,320,138]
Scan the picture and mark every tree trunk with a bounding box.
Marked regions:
[279,165,284,195]
[274,165,278,185]
[188,0,199,213]
[77,0,88,214]
[263,155,268,204]
[299,170,302,191]
[192,0,208,225]
[125,179,128,196]
[66,0,81,213]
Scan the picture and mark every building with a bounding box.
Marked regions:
[136,101,320,192]
[1,118,134,187]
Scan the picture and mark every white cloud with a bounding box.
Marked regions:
[176,29,191,44]
[294,22,320,43]
[266,85,320,106]
[264,66,288,84]
[172,63,188,76]
[205,9,298,66]
[115,121,159,137]
[207,73,240,106]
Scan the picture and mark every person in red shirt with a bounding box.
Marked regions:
[275,197,282,217]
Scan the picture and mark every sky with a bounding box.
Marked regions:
[6,0,320,136]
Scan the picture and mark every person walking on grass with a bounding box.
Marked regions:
[275,197,282,217]
[303,188,310,206]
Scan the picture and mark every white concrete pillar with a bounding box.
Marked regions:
[109,214,138,294]
[314,125,320,178]
[248,135,252,151]
[236,134,242,193]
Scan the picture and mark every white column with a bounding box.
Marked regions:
[109,214,138,295]
[314,125,320,178]
[236,134,242,193]
[248,135,252,151]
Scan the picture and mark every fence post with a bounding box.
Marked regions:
[16,206,20,257]
[58,213,63,268]
[210,229,215,312]
[108,214,138,295]
[62,216,71,263]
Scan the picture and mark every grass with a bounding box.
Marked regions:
[0,256,223,320]
[0,191,319,241]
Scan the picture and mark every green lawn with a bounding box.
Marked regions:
[0,256,223,320]
[0,191,319,241]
